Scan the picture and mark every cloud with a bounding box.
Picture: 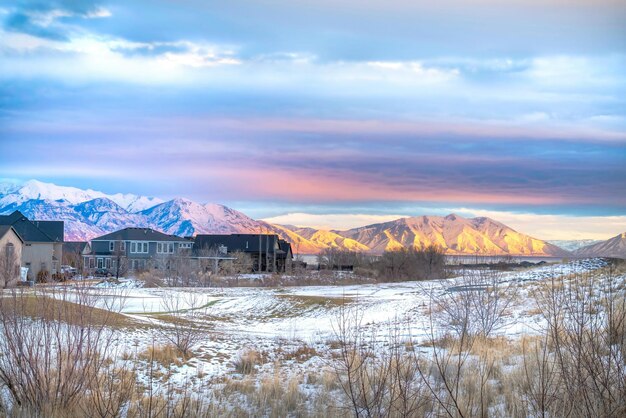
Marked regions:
[2,1,112,41]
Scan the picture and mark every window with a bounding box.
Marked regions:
[105,258,111,269]
[5,243,14,258]
[109,241,114,251]
[89,258,95,268]
[168,243,174,253]
[157,243,162,253]
[121,241,126,251]
[97,258,103,269]
[131,242,149,254]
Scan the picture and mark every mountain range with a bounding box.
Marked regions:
[0,180,623,258]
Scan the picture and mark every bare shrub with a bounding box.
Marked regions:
[331,306,431,417]
[432,268,519,338]
[0,285,124,415]
[531,269,626,417]
[155,292,206,358]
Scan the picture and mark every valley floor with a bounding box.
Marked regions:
[2,257,624,417]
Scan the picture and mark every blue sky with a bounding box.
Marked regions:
[0,0,625,239]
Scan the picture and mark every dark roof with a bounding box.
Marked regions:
[32,220,64,242]
[0,211,23,224]
[93,227,188,242]
[0,211,61,242]
[63,241,89,254]
[0,225,24,243]
[194,234,281,254]
[278,239,292,259]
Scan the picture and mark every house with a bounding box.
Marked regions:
[193,234,293,272]
[87,227,193,272]
[0,225,24,287]
[62,241,92,271]
[0,211,64,280]
[278,239,293,273]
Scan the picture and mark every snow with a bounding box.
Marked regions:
[57,257,613,384]
[94,278,144,289]
[0,179,162,213]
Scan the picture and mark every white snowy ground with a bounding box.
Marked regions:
[62,257,617,384]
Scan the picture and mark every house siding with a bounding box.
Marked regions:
[21,242,58,280]
[0,228,23,287]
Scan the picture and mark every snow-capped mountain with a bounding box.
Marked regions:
[73,198,149,232]
[0,179,577,256]
[140,198,261,237]
[0,179,163,212]
[574,233,626,258]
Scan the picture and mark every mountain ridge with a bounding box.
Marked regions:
[574,233,626,258]
[0,179,584,257]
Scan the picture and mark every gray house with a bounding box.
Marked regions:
[87,227,192,272]
[193,234,292,272]
[0,211,64,280]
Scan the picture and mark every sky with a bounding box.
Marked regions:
[0,0,625,240]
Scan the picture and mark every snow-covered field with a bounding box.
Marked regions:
[63,258,614,383]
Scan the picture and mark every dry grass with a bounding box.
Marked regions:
[138,344,188,367]
[276,294,350,308]
[234,349,265,375]
[283,343,320,362]
[0,292,138,328]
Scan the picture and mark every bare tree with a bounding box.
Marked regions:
[0,285,125,415]
[0,243,20,288]
[112,246,128,280]
[156,291,206,358]
[377,245,447,282]
[434,267,519,338]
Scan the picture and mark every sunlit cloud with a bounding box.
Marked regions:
[0,0,624,239]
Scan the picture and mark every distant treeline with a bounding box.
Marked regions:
[315,245,447,281]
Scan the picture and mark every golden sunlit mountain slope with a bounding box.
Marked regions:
[294,214,571,256]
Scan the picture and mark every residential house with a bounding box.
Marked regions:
[193,234,293,272]
[0,225,23,287]
[278,239,293,273]
[0,211,64,280]
[87,227,192,272]
[62,241,92,271]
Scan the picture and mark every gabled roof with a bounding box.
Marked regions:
[63,241,90,254]
[194,234,280,254]
[0,211,61,243]
[32,220,64,242]
[92,227,188,242]
[0,225,24,244]
[278,239,292,259]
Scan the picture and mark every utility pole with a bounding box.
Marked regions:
[265,232,269,272]
[273,235,277,273]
